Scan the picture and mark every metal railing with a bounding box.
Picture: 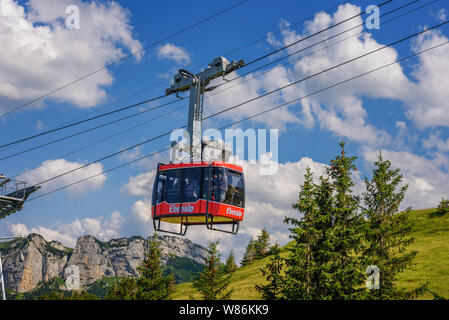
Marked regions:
[0,174,26,200]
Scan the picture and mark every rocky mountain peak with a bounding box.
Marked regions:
[1,233,207,293]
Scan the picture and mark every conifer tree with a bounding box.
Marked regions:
[69,290,100,300]
[324,142,366,299]
[224,250,238,273]
[282,143,427,300]
[106,277,138,300]
[437,197,449,215]
[254,228,271,259]
[241,229,272,267]
[256,243,285,300]
[193,240,233,300]
[284,143,366,299]
[106,234,174,300]
[240,239,256,267]
[135,233,175,300]
[361,152,422,299]
[283,167,337,299]
[283,167,319,299]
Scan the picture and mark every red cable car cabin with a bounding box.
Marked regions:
[152,161,245,235]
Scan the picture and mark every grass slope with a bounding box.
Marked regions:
[172,208,449,300]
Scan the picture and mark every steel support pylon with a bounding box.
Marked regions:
[166,56,244,162]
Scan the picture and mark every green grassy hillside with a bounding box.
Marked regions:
[172,208,449,300]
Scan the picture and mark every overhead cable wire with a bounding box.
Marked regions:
[0,98,186,161]
[221,0,348,58]
[205,0,434,100]
[32,0,349,135]
[27,39,449,201]
[9,104,187,179]
[0,0,393,150]
[0,94,171,149]
[0,0,431,157]
[0,0,249,118]
[203,19,449,120]
[242,0,393,67]
[25,19,449,192]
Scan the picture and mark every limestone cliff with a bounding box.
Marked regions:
[0,233,207,292]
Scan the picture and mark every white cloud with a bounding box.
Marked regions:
[205,65,300,130]
[127,198,154,236]
[435,8,446,22]
[242,157,328,208]
[118,151,376,262]
[404,30,449,128]
[121,170,155,197]
[272,3,408,145]
[120,156,332,262]
[362,147,449,210]
[156,43,191,64]
[118,146,144,163]
[130,199,151,223]
[18,158,106,196]
[219,6,449,135]
[8,210,124,247]
[224,3,449,145]
[422,131,449,152]
[205,3,410,143]
[0,0,143,113]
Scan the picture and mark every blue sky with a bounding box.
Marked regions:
[1,0,449,260]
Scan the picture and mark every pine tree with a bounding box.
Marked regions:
[224,250,238,273]
[256,243,285,300]
[283,166,319,299]
[361,151,423,299]
[135,233,175,300]
[254,228,271,259]
[324,142,366,299]
[69,290,100,300]
[240,239,256,267]
[282,143,427,300]
[39,291,67,300]
[437,197,449,215]
[284,143,366,299]
[106,277,138,300]
[241,229,272,267]
[193,240,233,300]
[283,167,336,299]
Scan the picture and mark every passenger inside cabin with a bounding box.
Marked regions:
[212,169,227,203]
[185,179,199,200]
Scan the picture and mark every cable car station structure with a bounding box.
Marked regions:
[0,174,40,220]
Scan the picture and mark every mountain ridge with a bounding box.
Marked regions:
[0,233,207,293]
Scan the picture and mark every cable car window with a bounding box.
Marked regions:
[182,168,201,202]
[211,167,227,203]
[165,170,182,203]
[225,170,245,207]
[201,167,211,200]
[155,171,167,204]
